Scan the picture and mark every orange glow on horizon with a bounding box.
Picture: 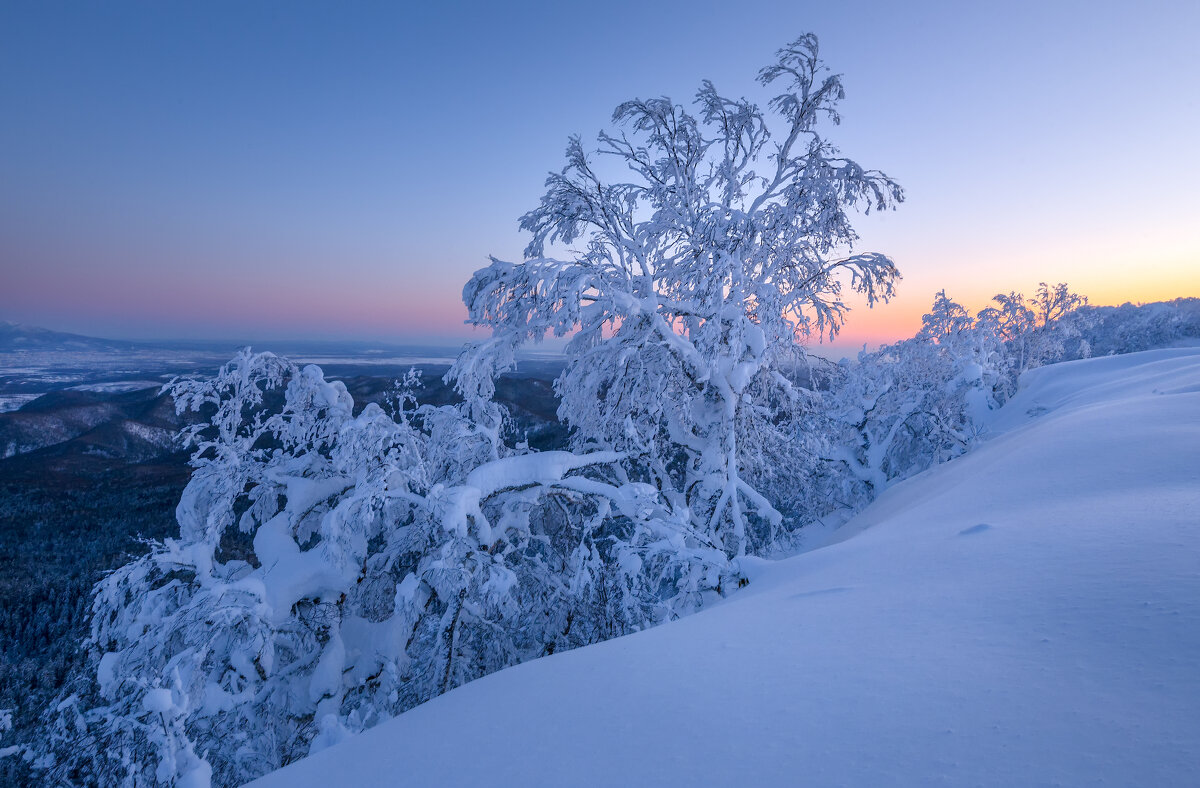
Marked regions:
[824,258,1200,353]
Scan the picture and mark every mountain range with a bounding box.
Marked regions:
[0,321,142,353]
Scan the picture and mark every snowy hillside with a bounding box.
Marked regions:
[0,321,139,352]
[251,347,1200,787]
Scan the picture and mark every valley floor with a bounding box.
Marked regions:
[252,347,1200,787]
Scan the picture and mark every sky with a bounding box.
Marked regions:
[1,0,1197,353]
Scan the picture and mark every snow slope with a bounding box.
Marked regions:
[252,347,1200,787]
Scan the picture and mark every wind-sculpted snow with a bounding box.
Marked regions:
[252,347,1200,787]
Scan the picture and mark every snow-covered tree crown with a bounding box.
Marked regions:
[465,33,903,352]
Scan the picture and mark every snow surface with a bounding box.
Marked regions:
[251,347,1200,787]
[0,394,39,413]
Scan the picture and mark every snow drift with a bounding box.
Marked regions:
[251,346,1200,787]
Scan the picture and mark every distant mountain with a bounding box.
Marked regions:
[0,321,571,367]
[0,321,140,352]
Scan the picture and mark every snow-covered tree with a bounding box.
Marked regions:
[1031,282,1087,329]
[976,290,1037,390]
[462,33,902,561]
[975,282,1089,397]
[828,292,992,498]
[826,284,1093,499]
[828,340,962,496]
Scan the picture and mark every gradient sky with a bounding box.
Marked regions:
[1,0,1197,352]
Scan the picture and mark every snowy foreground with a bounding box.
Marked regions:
[252,348,1200,787]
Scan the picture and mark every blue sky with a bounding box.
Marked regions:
[1,0,1196,349]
